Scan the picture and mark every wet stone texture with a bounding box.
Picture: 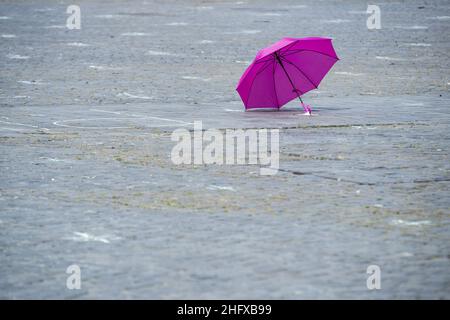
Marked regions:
[0,0,449,298]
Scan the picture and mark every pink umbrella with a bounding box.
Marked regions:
[236,37,339,113]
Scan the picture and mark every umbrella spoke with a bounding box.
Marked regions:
[276,40,299,55]
[274,52,304,104]
[254,59,274,77]
[272,61,280,108]
[280,56,318,89]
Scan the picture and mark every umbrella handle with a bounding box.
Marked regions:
[301,102,312,114]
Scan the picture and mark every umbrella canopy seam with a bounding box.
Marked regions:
[245,59,274,106]
[280,56,319,89]
[281,48,339,60]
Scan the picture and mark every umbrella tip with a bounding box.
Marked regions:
[301,102,312,115]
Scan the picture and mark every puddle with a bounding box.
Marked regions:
[66,232,122,244]
[375,56,406,61]
[321,19,351,24]
[181,76,211,82]
[207,185,236,192]
[401,43,431,47]
[393,25,428,30]
[390,219,432,226]
[67,42,90,47]
[17,80,45,85]
[225,30,261,34]
[117,92,152,100]
[147,50,177,56]
[89,65,122,71]
[335,71,364,76]
[166,22,188,26]
[7,54,29,60]
[121,32,151,36]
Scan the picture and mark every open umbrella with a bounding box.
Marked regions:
[236,37,339,113]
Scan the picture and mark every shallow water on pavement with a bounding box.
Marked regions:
[0,0,449,299]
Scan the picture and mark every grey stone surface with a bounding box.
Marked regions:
[0,0,449,299]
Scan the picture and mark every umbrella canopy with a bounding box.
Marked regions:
[236,37,339,110]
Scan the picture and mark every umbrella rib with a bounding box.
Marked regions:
[272,61,280,108]
[245,59,274,106]
[274,52,304,104]
[280,48,339,60]
[280,56,318,89]
[277,41,299,55]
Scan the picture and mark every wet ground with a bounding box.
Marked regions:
[0,0,449,299]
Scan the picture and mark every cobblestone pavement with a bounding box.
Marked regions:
[0,0,449,299]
